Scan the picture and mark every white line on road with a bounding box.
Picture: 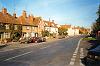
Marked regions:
[69,38,82,66]
[3,45,51,61]
[80,48,84,66]
[4,51,32,61]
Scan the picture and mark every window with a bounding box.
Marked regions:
[26,26,30,30]
[32,27,34,30]
[4,33,10,38]
[5,24,9,29]
[14,25,18,30]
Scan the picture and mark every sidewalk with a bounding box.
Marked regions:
[0,38,59,52]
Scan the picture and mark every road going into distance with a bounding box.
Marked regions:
[0,35,85,66]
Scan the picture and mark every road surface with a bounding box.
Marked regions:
[0,36,84,66]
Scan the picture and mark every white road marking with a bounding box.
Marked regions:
[4,51,32,61]
[73,53,77,56]
[3,45,51,61]
[69,38,83,66]
[80,48,84,66]
[69,61,75,65]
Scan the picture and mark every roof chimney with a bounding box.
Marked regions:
[13,13,16,18]
[52,20,54,22]
[2,8,7,14]
[22,10,27,17]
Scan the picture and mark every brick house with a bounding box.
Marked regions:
[0,8,22,42]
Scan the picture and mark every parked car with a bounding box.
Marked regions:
[30,37,46,43]
[29,37,41,43]
[40,37,46,42]
[86,45,100,60]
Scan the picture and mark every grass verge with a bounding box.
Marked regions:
[83,37,96,41]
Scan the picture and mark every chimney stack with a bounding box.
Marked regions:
[52,20,54,22]
[2,8,7,14]
[22,10,27,17]
[13,13,16,18]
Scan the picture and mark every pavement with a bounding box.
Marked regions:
[0,35,86,66]
[73,38,100,66]
[0,37,59,52]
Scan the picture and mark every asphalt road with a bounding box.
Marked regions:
[0,36,84,66]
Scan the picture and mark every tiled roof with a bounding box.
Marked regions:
[0,12,20,25]
[44,20,57,28]
[60,24,71,29]
[18,15,42,26]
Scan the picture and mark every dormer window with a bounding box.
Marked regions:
[5,24,9,29]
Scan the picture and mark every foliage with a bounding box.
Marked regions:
[11,32,21,41]
[92,5,100,33]
[42,30,50,37]
[79,27,88,34]
[83,37,96,41]
[58,27,68,36]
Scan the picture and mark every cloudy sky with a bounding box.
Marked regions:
[0,0,99,28]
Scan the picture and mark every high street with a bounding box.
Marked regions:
[0,36,84,66]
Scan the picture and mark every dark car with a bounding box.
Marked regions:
[29,37,41,43]
[89,45,100,56]
[86,45,100,60]
[30,37,46,43]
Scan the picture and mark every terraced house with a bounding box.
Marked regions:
[0,8,22,42]
[0,8,58,43]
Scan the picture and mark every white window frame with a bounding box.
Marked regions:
[5,24,9,29]
[14,25,18,30]
[26,26,30,30]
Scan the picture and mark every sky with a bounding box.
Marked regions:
[0,0,99,28]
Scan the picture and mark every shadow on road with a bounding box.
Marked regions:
[81,57,100,66]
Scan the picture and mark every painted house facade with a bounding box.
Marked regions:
[67,26,79,36]
[44,20,58,37]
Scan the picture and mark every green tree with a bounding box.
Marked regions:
[42,30,50,37]
[92,5,100,33]
[58,28,68,36]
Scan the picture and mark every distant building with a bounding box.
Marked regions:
[44,20,58,37]
[67,26,79,36]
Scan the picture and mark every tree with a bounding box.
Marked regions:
[42,30,50,37]
[58,27,68,36]
[92,5,100,33]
